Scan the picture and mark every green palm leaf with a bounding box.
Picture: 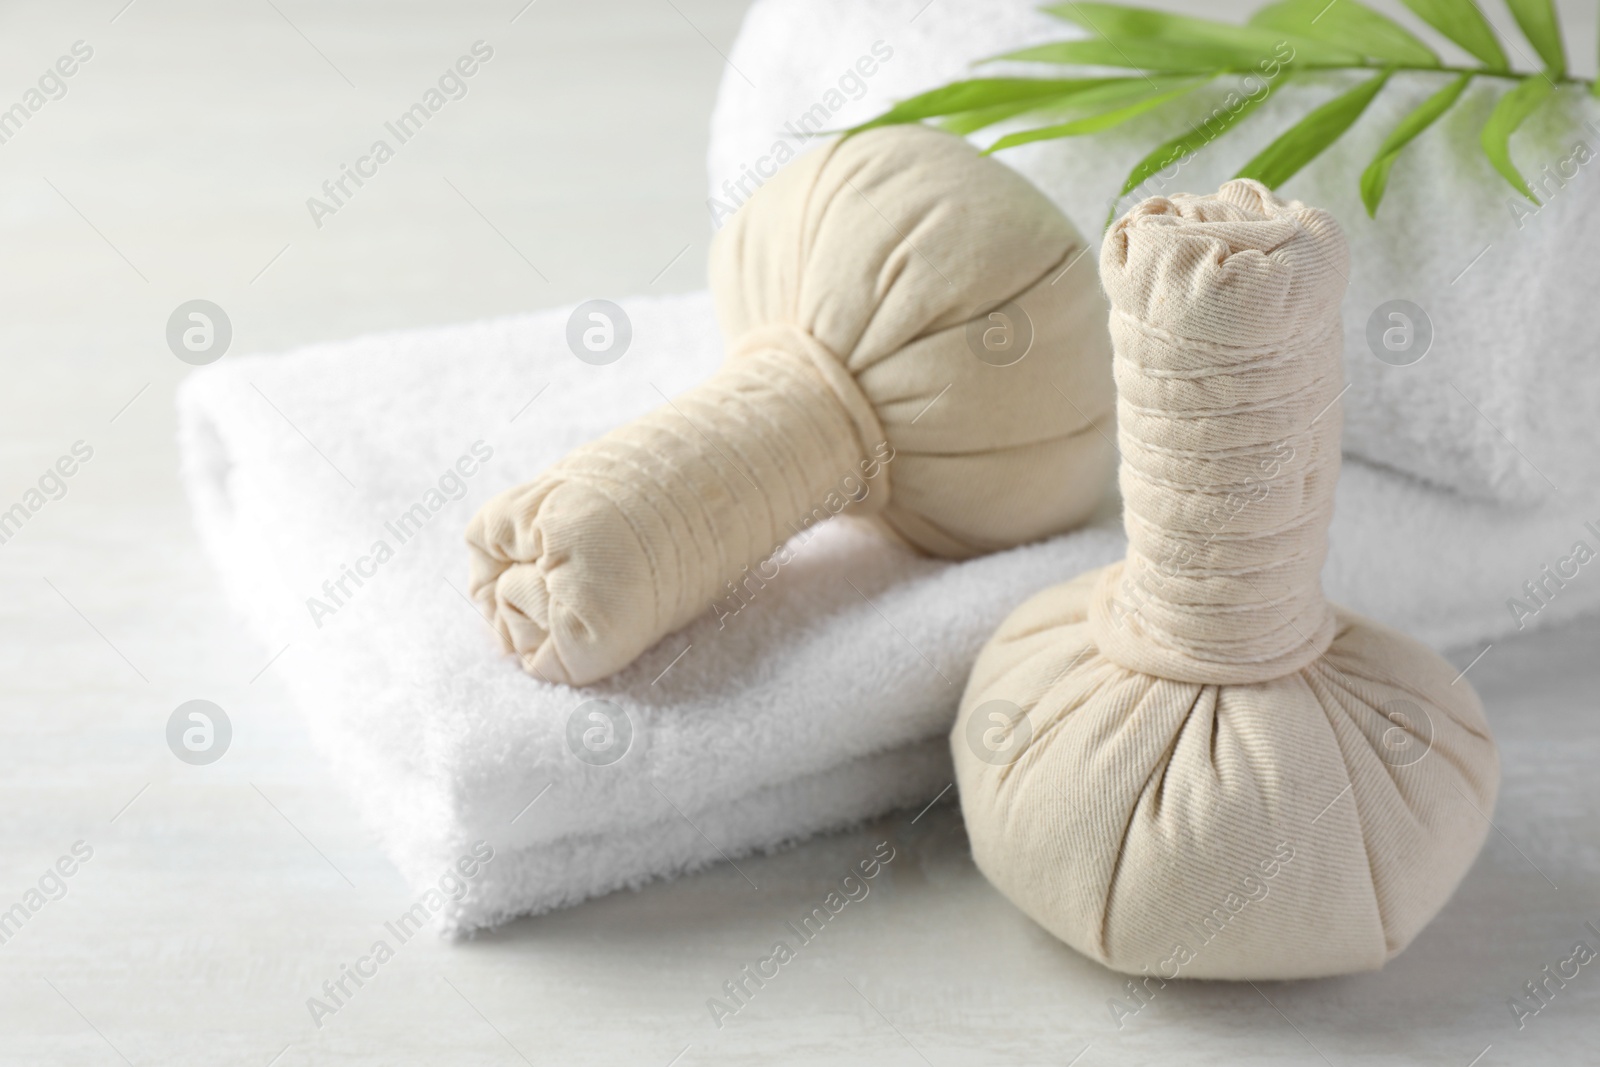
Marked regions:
[847,0,1593,223]
[1235,70,1390,188]
[985,76,1210,152]
[1397,0,1508,71]
[1249,0,1438,66]
[1480,76,1556,201]
[1042,2,1362,65]
[1505,0,1565,76]
[1359,73,1471,216]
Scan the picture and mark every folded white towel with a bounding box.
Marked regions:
[708,0,1600,505]
[178,290,1599,933]
[177,291,1124,934]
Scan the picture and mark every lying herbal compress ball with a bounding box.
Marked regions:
[466,125,1117,686]
[952,181,1499,980]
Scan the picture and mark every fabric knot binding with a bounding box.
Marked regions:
[727,321,891,515]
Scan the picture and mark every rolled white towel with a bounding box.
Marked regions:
[708,0,1600,505]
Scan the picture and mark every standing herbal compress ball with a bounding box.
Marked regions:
[952,181,1499,980]
[467,125,1116,686]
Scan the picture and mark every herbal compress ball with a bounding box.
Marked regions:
[466,125,1116,686]
[952,181,1499,980]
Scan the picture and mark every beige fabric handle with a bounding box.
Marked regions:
[466,332,885,685]
[467,124,1116,686]
[1088,180,1349,684]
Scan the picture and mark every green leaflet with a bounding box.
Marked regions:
[1505,0,1565,77]
[1398,0,1508,71]
[1480,76,1556,201]
[1115,74,1285,211]
[846,78,1121,135]
[1235,70,1391,188]
[966,73,1206,132]
[1250,0,1438,67]
[992,37,1290,74]
[850,76,1197,137]
[940,99,1063,136]
[1360,73,1471,216]
[1042,2,1363,65]
[985,77,1210,152]
[938,76,1194,135]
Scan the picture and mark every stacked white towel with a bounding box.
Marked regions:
[179,289,1600,933]
[708,0,1600,505]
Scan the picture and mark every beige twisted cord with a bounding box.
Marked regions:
[467,124,1116,686]
[951,181,1499,980]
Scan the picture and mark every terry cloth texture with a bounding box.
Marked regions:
[952,184,1499,980]
[466,124,1116,686]
[708,0,1600,505]
[180,288,1584,935]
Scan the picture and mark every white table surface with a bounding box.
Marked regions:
[1,1,1596,1064]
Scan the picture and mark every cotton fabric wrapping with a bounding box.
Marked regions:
[467,124,1116,686]
[952,182,1500,980]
